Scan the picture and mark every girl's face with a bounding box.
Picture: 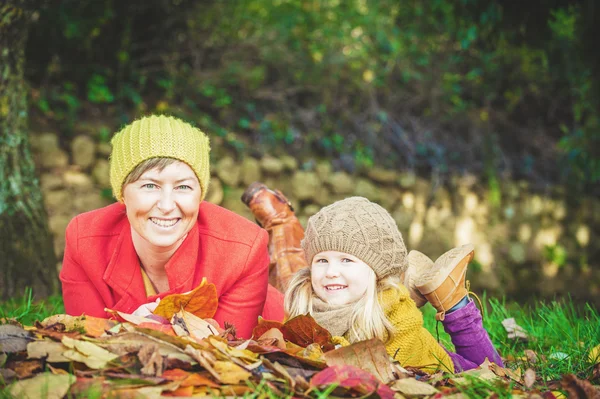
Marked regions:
[311,250,373,306]
[122,161,201,250]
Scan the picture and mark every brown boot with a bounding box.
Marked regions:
[242,182,308,293]
[403,250,431,308]
[414,244,474,321]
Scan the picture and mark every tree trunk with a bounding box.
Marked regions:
[0,2,58,299]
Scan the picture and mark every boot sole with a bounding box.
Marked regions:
[415,244,474,295]
[241,182,268,206]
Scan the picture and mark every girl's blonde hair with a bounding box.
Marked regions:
[284,267,398,342]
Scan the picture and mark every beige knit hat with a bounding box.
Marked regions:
[109,115,211,202]
[301,197,408,279]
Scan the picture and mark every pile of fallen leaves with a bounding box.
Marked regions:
[1,281,599,398]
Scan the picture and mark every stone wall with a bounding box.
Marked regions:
[30,132,600,305]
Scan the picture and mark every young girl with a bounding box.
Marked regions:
[284,196,502,373]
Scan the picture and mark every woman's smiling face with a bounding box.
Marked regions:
[310,250,374,306]
[122,161,201,250]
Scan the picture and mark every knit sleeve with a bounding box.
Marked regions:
[383,288,455,374]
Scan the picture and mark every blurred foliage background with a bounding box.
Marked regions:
[24,0,600,193]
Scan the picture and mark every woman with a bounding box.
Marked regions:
[60,115,284,338]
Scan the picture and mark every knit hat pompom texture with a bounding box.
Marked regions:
[109,115,211,202]
[302,197,408,279]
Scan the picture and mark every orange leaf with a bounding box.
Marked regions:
[81,316,117,338]
[162,369,191,381]
[181,373,219,388]
[137,322,176,336]
[162,385,194,397]
[252,318,284,339]
[153,278,218,320]
[282,315,334,351]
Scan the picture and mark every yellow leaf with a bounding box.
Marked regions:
[154,278,218,320]
[62,349,109,369]
[208,336,258,363]
[300,343,324,362]
[27,341,70,363]
[61,336,118,369]
[173,310,218,341]
[9,372,75,399]
[391,378,439,396]
[212,361,251,384]
[552,391,567,399]
[589,344,600,364]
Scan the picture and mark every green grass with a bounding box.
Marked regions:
[0,288,64,326]
[1,291,599,398]
[421,293,600,390]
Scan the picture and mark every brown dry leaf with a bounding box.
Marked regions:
[504,366,522,383]
[42,314,117,338]
[185,345,221,380]
[561,373,600,398]
[323,338,395,384]
[391,378,439,396]
[98,331,194,363]
[138,344,165,377]
[27,340,70,363]
[257,328,286,350]
[525,349,539,363]
[12,359,44,379]
[262,358,296,389]
[524,368,536,388]
[0,324,31,353]
[282,314,334,351]
[489,361,506,377]
[8,372,75,399]
[154,277,218,320]
[501,317,529,340]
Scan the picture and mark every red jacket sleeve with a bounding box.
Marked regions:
[59,216,108,318]
[212,228,269,339]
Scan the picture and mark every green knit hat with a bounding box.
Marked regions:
[109,115,211,202]
[301,197,408,279]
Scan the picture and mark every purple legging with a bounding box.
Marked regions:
[442,300,503,372]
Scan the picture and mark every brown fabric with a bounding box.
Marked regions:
[302,197,408,278]
[311,296,354,338]
[242,182,308,292]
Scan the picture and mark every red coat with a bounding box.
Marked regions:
[60,202,285,338]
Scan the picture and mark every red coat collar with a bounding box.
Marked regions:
[103,219,200,307]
